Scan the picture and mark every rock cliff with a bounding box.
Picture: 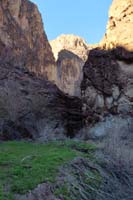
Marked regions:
[50,34,89,96]
[102,0,133,50]
[0,0,56,80]
[0,0,83,140]
[55,49,84,96]
[50,34,89,61]
[81,47,133,125]
[81,0,133,137]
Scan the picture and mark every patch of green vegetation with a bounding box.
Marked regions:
[0,141,78,198]
[0,140,96,199]
[54,184,70,200]
[57,140,96,156]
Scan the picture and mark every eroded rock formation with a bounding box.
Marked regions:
[102,0,133,50]
[81,47,133,126]
[50,34,89,96]
[0,0,56,80]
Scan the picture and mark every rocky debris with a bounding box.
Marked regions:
[15,183,61,200]
[50,34,90,96]
[81,47,133,126]
[0,62,83,140]
[17,155,133,200]
[0,0,56,80]
[79,115,133,142]
[101,0,133,50]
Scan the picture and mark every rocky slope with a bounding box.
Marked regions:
[102,0,133,50]
[0,0,56,80]
[0,61,83,141]
[50,34,89,96]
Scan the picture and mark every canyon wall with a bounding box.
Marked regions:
[0,0,83,140]
[81,0,133,138]
[0,0,56,80]
[50,34,89,96]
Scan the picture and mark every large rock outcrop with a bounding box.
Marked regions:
[81,0,133,135]
[50,34,89,96]
[81,47,133,127]
[0,0,56,80]
[102,0,133,50]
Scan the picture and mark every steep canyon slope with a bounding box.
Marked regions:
[0,0,83,140]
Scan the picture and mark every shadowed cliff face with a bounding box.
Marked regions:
[0,62,83,140]
[0,0,56,80]
[81,47,133,126]
[56,50,84,96]
[0,0,83,140]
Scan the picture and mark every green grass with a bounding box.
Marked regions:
[0,141,76,198]
[62,140,96,153]
[0,140,96,199]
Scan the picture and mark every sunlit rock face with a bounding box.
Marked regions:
[50,34,89,61]
[102,0,133,50]
[50,34,90,96]
[0,0,56,80]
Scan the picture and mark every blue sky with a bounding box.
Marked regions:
[31,0,112,44]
